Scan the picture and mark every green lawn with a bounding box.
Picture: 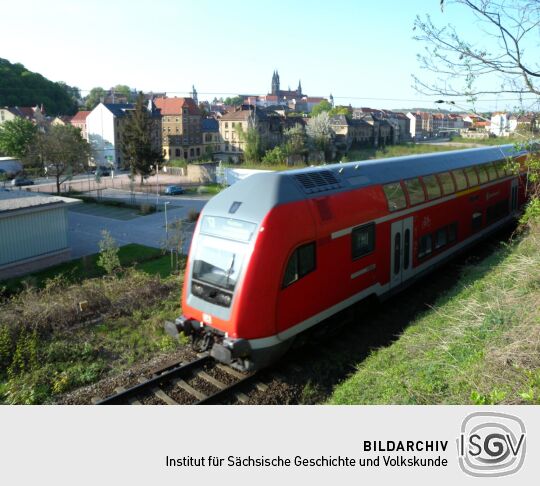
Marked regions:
[329,222,540,405]
[1,243,166,295]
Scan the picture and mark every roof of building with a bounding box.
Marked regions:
[102,103,133,117]
[2,106,42,119]
[70,111,91,123]
[202,118,219,132]
[0,191,80,214]
[154,97,200,116]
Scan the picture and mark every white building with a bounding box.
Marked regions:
[490,112,511,137]
[86,103,133,168]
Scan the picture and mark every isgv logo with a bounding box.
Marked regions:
[457,412,526,477]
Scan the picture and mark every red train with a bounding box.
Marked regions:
[166,145,528,370]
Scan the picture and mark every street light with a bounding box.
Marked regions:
[164,201,170,237]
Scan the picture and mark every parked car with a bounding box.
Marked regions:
[10,177,34,187]
[164,185,184,195]
[91,166,111,176]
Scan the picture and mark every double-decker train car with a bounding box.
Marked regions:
[166,145,528,371]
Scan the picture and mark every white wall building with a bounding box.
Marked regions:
[86,103,132,168]
[490,112,511,136]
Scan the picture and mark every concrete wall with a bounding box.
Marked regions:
[186,162,219,184]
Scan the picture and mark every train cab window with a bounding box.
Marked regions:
[452,170,468,191]
[448,222,458,243]
[435,227,447,249]
[418,234,433,259]
[352,223,375,260]
[486,163,499,181]
[383,183,407,212]
[437,172,455,195]
[465,167,479,187]
[422,175,442,200]
[282,242,316,288]
[404,178,426,205]
[476,165,489,184]
[471,212,483,232]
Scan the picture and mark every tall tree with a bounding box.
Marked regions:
[122,93,163,184]
[284,123,307,159]
[25,124,90,194]
[0,117,37,158]
[414,0,540,97]
[237,122,263,163]
[84,87,107,110]
[307,112,334,160]
[113,84,134,102]
[311,100,332,117]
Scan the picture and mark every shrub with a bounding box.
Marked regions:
[97,230,121,275]
[187,208,200,222]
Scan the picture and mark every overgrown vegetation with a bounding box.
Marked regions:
[330,220,540,405]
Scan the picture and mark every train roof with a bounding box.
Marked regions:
[202,144,527,225]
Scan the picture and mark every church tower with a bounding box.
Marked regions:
[271,70,280,95]
[191,85,198,104]
[297,80,302,96]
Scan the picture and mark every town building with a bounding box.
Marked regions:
[0,191,80,279]
[0,105,47,127]
[86,103,134,168]
[202,118,220,158]
[154,97,203,161]
[70,110,91,140]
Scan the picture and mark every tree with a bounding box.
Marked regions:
[24,124,90,194]
[84,87,107,110]
[414,0,540,97]
[311,99,332,117]
[284,123,307,159]
[329,105,351,117]
[122,93,163,184]
[237,122,263,163]
[113,84,134,102]
[223,95,245,106]
[97,230,120,275]
[306,112,334,160]
[0,118,37,158]
[261,146,287,165]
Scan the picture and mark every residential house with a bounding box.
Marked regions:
[329,115,373,151]
[70,110,91,140]
[154,97,203,161]
[0,105,47,128]
[202,118,220,158]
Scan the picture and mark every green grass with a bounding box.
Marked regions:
[347,143,461,162]
[329,222,540,405]
[449,136,527,146]
[0,243,165,295]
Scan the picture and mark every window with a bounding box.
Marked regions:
[282,242,316,287]
[393,233,401,275]
[494,160,507,177]
[225,132,229,140]
[435,227,447,249]
[404,178,425,205]
[190,148,194,157]
[351,223,375,259]
[383,182,407,212]
[437,172,455,195]
[418,234,432,259]
[422,175,442,200]
[486,163,498,180]
[196,148,200,156]
[403,229,410,270]
[476,165,489,184]
[452,170,468,191]
[448,222,458,243]
[175,148,180,157]
[471,211,483,232]
[465,167,479,187]
[224,122,228,129]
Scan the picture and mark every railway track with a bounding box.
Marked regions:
[94,354,267,405]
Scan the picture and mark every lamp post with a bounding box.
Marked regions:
[155,163,160,206]
[164,201,170,237]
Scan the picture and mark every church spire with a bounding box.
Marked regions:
[271,69,280,95]
[297,79,302,96]
[191,84,198,104]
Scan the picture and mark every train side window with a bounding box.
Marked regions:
[437,172,455,195]
[403,229,410,270]
[422,175,442,200]
[465,167,479,187]
[486,163,498,180]
[435,227,447,249]
[418,234,432,259]
[282,242,316,287]
[452,170,468,191]
[476,165,489,184]
[393,232,401,275]
[471,212,483,232]
[383,183,407,212]
[352,223,375,260]
[404,178,426,205]
[494,160,509,177]
[448,222,458,243]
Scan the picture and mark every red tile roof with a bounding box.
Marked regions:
[70,111,90,123]
[154,97,200,116]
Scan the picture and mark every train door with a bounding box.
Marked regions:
[390,217,413,289]
[510,178,519,213]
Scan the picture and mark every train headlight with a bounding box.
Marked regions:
[217,293,232,307]
[192,283,204,296]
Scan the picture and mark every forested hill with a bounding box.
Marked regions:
[0,58,79,116]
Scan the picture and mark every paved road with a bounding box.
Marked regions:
[68,194,210,258]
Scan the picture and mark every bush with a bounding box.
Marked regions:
[187,208,200,222]
[97,230,120,275]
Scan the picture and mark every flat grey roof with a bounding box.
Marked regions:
[0,191,81,213]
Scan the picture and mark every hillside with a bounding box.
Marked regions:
[330,221,540,405]
[0,58,78,115]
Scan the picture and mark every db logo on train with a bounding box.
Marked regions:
[457,412,526,477]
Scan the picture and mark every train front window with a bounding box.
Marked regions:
[192,235,247,292]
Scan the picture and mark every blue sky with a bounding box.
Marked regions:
[2,0,535,111]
